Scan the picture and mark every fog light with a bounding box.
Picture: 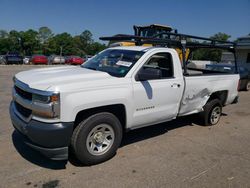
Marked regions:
[32,110,54,118]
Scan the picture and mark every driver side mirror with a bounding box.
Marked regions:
[136,67,162,81]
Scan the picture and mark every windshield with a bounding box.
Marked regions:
[82,49,145,77]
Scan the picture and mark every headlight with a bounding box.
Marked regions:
[32,93,59,103]
[32,94,50,103]
[32,93,60,119]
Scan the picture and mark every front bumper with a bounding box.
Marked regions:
[9,101,74,160]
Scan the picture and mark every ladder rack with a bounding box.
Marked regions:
[100,32,237,75]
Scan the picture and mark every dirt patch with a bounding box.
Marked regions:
[42,180,59,188]
[234,111,250,117]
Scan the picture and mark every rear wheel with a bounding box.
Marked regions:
[200,99,222,126]
[71,112,123,165]
[245,81,250,91]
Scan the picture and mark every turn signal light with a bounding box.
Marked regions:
[50,95,59,102]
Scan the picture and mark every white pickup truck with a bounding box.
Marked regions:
[10,46,239,165]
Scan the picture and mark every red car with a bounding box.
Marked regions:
[31,55,48,65]
[65,56,84,65]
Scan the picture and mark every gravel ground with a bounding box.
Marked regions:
[0,65,250,188]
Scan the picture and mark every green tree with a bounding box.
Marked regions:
[78,30,94,55]
[73,35,87,56]
[38,27,53,54]
[20,29,39,55]
[80,30,93,44]
[0,27,106,56]
[48,32,75,55]
[8,30,22,53]
[0,30,8,38]
[0,38,10,54]
[192,32,231,62]
[0,30,10,54]
[38,27,53,44]
[89,42,106,55]
[210,32,231,41]
[72,30,103,56]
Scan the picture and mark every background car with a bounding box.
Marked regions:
[31,55,48,65]
[65,56,84,65]
[84,55,93,61]
[23,56,31,64]
[5,52,23,64]
[48,55,65,64]
[206,64,250,91]
[0,55,6,64]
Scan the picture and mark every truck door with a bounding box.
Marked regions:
[132,52,184,127]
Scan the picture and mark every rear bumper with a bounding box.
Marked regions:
[9,101,74,160]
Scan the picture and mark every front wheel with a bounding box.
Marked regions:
[200,99,222,126]
[71,112,123,165]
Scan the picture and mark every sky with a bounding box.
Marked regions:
[0,0,249,42]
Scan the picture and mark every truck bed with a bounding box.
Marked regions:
[178,73,239,116]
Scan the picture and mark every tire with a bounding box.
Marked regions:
[245,81,250,91]
[71,112,123,165]
[200,99,222,126]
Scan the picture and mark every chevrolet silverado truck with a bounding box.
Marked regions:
[10,34,239,165]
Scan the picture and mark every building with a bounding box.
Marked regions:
[236,35,250,70]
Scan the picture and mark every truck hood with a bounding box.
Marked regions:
[15,66,113,91]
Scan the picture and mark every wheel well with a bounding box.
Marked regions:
[208,90,228,106]
[74,104,126,130]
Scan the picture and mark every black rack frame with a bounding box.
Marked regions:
[100,32,238,75]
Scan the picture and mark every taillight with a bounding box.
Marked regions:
[237,80,241,91]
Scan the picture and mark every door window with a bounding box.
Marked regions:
[141,52,173,79]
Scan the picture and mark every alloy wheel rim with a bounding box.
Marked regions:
[86,124,115,156]
[210,106,221,124]
[247,82,250,91]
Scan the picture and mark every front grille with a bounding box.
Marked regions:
[15,101,32,118]
[15,86,32,100]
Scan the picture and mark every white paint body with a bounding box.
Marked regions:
[15,47,239,129]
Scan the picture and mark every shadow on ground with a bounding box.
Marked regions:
[12,114,205,168]
[69,115,201,166]
[121,115,196,146]
[12,130,67,170]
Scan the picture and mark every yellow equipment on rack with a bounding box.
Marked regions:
[109,24,190,62]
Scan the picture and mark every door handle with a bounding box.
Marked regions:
[171,83,181,88]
